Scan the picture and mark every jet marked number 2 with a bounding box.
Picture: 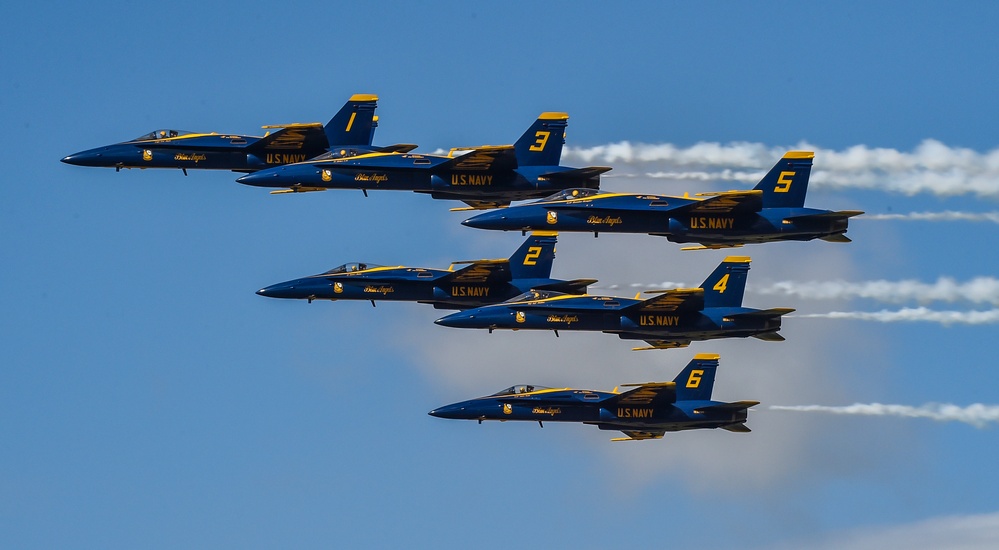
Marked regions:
[523,246,543,265]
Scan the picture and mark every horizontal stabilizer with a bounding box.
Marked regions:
[696,400,760,413]
[724,307,795,321]
[531,278,598,294]
[820,233,853,243]
[752,331,786,342]
[375,143,419,154]
[721,423,752,433]
[784,210,864,222]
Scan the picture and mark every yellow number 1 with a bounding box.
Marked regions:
[523,246,542,265]
[345,112,357,132]
[774,171,794,193]
[529,131,550,152]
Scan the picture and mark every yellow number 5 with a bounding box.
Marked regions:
[774,171,794,193]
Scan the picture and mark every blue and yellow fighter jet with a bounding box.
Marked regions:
[61,94,415,174]
[255,232,595,309]
[435,256,793,349]
[429,353,757,440]
[461,151,863,249]
[234,112,612,208]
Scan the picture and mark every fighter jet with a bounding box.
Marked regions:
[461,151,863,249]
[61,94,415,174]
[256,232,595,309]
[235,112,611,208]
[429,353,757,441]
[435,256,793,350]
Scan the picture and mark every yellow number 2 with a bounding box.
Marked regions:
[686,369,704,388]
[523,246,543,265]
[529,131,550,152]
[774,171,794,193]
[712,273,729,293]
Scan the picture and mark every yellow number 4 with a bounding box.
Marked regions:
[774,171,794,193]
[523,246,542,265]
[712,273,729,293]
[686,369,704,388]
[529,131,550,152]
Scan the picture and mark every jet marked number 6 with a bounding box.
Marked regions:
[686,369,704,388]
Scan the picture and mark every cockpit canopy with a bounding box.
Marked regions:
[323,262,383,274]
[134,129,195,141]
[489,384,551,397]
[310,148,367,161]
[506,289,567,303]
[540,188,602,202]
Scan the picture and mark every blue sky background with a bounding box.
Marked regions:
[4,2,999,548]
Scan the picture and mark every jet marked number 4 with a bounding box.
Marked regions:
[713,274,730,293]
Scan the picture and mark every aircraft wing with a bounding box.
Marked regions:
[449,199,512,210]
[677,190,764,215]
[441,145,518,172]
[445,259,511,283]
[609,382,677,406]
[631,339,693,351]
[625,288,704,313]
[695,400,760,413]
[539,166,613,185]
[611,430,666,441]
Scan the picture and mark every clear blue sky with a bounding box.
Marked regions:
[4,2,999,548]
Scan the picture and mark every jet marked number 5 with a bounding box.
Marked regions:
[523,246,543,265]
[713,273,730,293]
[529,131,550,152]
[686,369,704,388]
[774,171,795,193]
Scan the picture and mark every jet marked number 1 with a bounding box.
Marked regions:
[529,131,551,152]
[523,246,543,265]
[345,112,357,132]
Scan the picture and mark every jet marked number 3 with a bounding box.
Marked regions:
[713,273,730,293]
[774,171,795,193]
[523,246,543,265]
[529,131,550,152]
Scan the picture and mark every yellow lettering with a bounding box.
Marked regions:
[686,369,704,388]
[529,131,550,152]
[775,171,794,193]
[523,246,542,266]
[713,273,729,294]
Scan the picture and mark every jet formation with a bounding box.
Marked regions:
[430,354,757,441]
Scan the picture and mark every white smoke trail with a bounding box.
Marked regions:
[754,277,999,306]
[862,211,999,224]
[770,403,999,428]
[564,139,999,198]
[796,307,999,325]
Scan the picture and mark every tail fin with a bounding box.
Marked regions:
[752,151,814,208]
[673,353,719,401]
[508,231,558,280]
[699,256,751,309]
[513,112,568,167]
[324,94,379,147]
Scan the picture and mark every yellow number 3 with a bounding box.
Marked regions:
[529,131,550,152]
[774,171,794,193]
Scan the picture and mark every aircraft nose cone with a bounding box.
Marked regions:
[434,311,476,328]
[428,403,467,419]
[61,150,103,166]
[255,281,297,299]
[462,211,508,230]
